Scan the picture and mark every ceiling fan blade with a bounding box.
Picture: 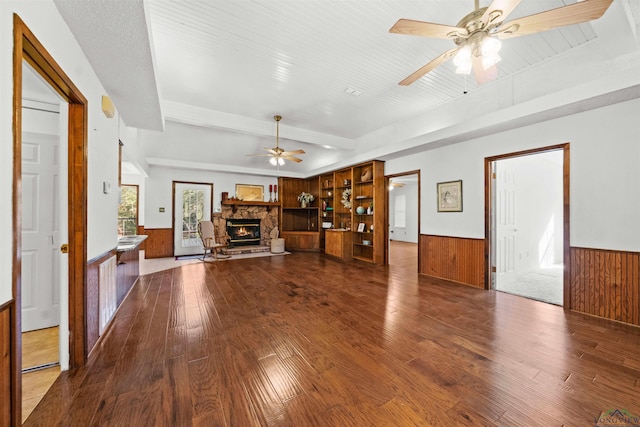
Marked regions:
[399,48,458,86]
[246,153,272,157]
[283,156,303,163]
[496,0,613,40]
[389,19,467,39]
[472,56,498,85]
[281,149,305,156]
[481,0,522,28]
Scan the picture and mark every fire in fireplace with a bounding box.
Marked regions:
[226,218,261,247]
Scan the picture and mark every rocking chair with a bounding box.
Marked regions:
[198,220,231,260]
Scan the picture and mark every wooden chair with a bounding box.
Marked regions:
[197,220,230,260]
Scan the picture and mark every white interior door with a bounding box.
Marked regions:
[21,130,60,332]
[174,182,212,256]
[494,165,517,290]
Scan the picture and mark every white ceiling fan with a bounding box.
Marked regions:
[248,115,305,166]
[390,0,613,86]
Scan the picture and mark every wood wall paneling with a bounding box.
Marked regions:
[142,228,173,258]
[0,301,13,427]
[281,232,320,251]
[136,225,146,250]
[116,248,140,307]
[420,235,485,288]
[86,246,142,357]
[570,247,639,326]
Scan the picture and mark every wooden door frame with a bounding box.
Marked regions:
[484,144,570,308]
[384,170,421,269]
[11,14,88,425]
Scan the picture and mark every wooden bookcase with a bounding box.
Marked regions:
[279,160,385,264]
[350,161,384,264]
[278,177,320,251]
[319,172,335,250]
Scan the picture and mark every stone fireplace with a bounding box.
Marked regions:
[212,204,278,250]
[226,218,260,247]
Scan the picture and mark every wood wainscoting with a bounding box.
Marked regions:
[0,300,14,427]
[419,234,485,288]
[141,228,173,259]
[569,246,639,326]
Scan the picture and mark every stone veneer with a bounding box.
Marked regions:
[212,205,279,246]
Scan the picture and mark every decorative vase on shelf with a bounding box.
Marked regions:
[301,201,307,208]
[361,167,372,182]
[356,206,366,215]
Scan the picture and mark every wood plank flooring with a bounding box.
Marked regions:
[22,326,60,422]
[25,251,640,426]
[22,326,59,369]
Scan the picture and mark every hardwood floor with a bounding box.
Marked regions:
[25,252,640,426]
[22,326,60,422]
[22,326,59,369]
[389,240,418,271]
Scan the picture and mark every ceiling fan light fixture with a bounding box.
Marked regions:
[481,36,501,56]
[480,36,502,69]
[269,156,285,166]
[453,45,473,74]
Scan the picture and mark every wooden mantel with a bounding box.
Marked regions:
[221,200,280,212]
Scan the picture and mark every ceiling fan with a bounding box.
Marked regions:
[390,0,613,86]
[248,115,305,166]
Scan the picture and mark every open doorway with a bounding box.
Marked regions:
[487,146,569,306]
[11,15,89,425]
[386,171,420,271]
[21,62,68,421]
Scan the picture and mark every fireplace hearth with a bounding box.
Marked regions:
[226,218,261,247]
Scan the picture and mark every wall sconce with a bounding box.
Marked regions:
[101,95,115,118]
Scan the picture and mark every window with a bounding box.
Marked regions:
[181,188,205,241]
[118,185,138,236]
[394,194,406,228]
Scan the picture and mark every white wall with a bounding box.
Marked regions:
[144,166,279,229]
[1,1,121,304]
[385,98,640,253]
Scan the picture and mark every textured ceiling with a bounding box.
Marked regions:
[49,0,639,177]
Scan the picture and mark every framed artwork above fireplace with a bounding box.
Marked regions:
[236,184,264,201]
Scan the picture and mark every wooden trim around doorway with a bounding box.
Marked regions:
[386,170,420,268]
[484,143,570,302]
[11,14,88,426]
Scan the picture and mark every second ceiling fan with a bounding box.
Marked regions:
[248,115,305,166]
[390,0,613,86]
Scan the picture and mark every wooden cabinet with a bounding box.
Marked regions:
[281,231,320,251]
[279,160,385,264]
[279,177,320,250]
[325,229,352,260]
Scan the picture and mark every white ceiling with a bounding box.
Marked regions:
[48,0,639,177]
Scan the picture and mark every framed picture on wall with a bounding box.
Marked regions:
[437,180,462,212]
[235,184,264,201]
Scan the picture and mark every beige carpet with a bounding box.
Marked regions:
[139,250,289,275]
[495,265,563,306]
